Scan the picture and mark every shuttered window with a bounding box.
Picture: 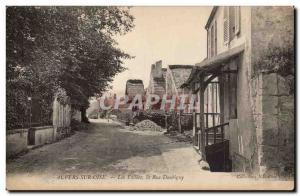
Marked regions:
[229,7,235,41]
[235,6,240,35]
[223,7,229,45]
[224,6,240,44]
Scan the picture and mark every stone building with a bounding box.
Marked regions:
[182,6,294,177]
[125,79,145,111]
[146,60,167,110]
[125,79,145,101]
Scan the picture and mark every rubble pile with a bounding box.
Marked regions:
[131,120,162,132]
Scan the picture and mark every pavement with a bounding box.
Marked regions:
[6,119,294,190]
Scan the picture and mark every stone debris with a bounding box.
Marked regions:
[130,120,162,132]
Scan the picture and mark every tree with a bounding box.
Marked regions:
[6,6,134,128]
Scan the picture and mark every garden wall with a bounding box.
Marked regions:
[7,126,55,158]
[7,129,28,158]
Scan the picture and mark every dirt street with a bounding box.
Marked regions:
[7,119,293,190]
[7,119,204,176]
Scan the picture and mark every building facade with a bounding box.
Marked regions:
[182,6,294,177]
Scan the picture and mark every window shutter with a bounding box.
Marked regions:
[235,6,240,35]
[223,7,229,45]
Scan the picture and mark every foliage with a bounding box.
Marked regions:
[253,45,294,77]
[7,6,134,129]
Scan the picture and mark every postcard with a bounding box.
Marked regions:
[6,6,295,191]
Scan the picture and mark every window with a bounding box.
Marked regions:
[208,20,217,58]
[224,6,240,45]
[223,7,229,44]
[234,6,240,35]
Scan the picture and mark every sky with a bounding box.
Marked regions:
[112,6,213,96]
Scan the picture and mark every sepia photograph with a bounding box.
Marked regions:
[5,5,295,191]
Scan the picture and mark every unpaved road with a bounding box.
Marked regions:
[7,119,203,176]
[7,119,293,190]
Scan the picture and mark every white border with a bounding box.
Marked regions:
[1,1,298,195]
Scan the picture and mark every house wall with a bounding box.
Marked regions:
[208,7,250,58]
[214,6,294,177]
[250,6,294,177]
[126,83,144,99]
[208,6,257,173]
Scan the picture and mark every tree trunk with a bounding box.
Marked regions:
[81,107,89,123]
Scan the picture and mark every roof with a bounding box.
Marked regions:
[168,65,193,90]
[205,6,218,30]
[126,79,143,84]
[168,65,194,69]
[181,44,245,88]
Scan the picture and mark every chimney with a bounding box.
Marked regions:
[152,60,162,78]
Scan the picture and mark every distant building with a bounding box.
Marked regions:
[165,64,193,113]
[125,79,145,100]
[146,60,166,110]
[125,79,145,111]
[146,60,167,97]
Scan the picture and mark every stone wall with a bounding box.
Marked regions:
[6,129,28,158]
[251,73,294,177]
[7,90,74,158]
[7,126,56,158]
[34,126,55,146]
[250,6,294,177]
